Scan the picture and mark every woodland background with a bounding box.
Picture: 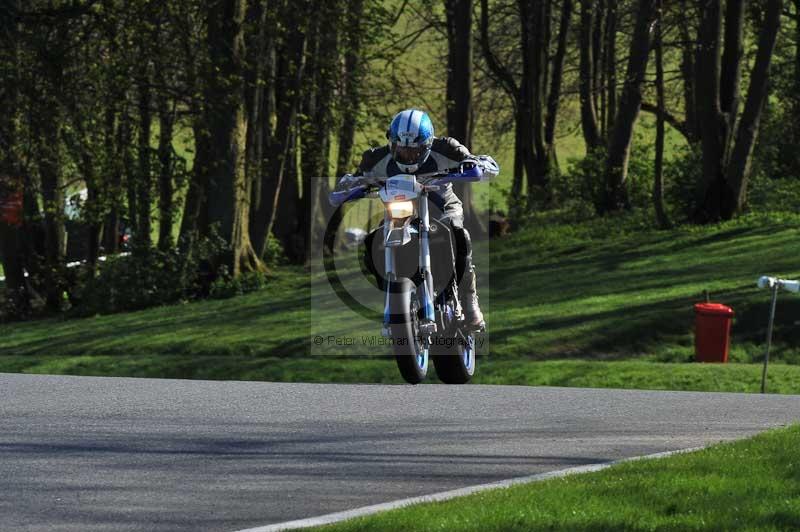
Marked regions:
[0,0,797,319]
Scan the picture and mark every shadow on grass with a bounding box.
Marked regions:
[1,289,312,358]
[489,281,800,361]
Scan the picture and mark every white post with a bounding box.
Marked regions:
[761,283,779,394]
[756,276,800,393]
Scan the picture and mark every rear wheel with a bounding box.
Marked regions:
[389,278,429,384]
[432,332,476,384]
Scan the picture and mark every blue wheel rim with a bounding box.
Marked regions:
[463,335,474,370]
[416,350,429,370]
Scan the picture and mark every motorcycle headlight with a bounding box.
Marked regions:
[386,200,414,219]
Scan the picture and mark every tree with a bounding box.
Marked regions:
[579,0,602,151]
[0,0,29,314]
[177,0,210,249]
[154,3,180,251]
[444,0,486,235]
[249,0,309,260]
[29,12,68,307]
[652,0,670,228]
[203,0,264,274]
[135,39,153,248]
[694,0,783,222]
[335,0,365,180]
[602,0,657,212]
[479,0,573,218]
[298,0,340,263]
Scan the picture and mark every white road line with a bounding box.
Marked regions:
[233,446,706,532]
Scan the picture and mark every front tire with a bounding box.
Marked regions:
[432,332,476,384]
[388,278,429,384]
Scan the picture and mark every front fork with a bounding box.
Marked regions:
[382,193,436,336]
[417,193,436,330]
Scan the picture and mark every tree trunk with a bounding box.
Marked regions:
[179,119,210,247]
[176,6,207,250]
[694,0,782,222]
[329,0,365,255]
[694,0,727,221]
[725,0,782,213]
[593,0,605,138]
[102,94,124,255]
[251,2,308,259]
[653,0,670,229]
[544,0,573,176]
[579,0,602,152]
[445,0,485,235]
[34,96,66,310]
[604,0,617,137]
[515,0,539,212]
[273,127,302,261]
[151,7,176,252]
[603,0,657,212]
[244,0,269,247]
[78,149,102,267]
[157,95,175,250]
[297,3,337,264]
[445,0,474,148]
[204,0,264,274]
[720,0,744,125]
[479,0,523,222]
[678,0,698,143]
[0,0,29,313]
[335,0,364,178]
[136,59,153,248]
[528,0,549,207]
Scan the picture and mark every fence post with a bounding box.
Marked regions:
[761,283,779,394]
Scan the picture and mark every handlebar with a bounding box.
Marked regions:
[329,164,484,207]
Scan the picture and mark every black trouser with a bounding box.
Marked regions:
[431,184,472,286]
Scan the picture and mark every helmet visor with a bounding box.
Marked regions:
[391,144,429,166]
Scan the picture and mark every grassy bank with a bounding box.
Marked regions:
[488,211,800,363]
[316,425,800,531]
[1,212,799,389]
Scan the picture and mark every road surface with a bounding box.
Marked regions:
[1,373,799,531]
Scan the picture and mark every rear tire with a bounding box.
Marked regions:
[432,332,476,384]
[388,278,429,384]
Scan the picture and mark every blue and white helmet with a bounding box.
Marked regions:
[387,109,435,173]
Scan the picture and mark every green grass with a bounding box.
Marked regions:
[315,424,800,531]
[0,268,311,359]
[488,211,800,363]
[1,211,799,391]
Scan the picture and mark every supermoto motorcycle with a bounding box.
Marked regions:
[329,157,498,384]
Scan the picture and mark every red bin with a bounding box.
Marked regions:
[693,303,734,363]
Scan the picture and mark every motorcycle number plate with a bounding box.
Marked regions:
[380,175,419,202]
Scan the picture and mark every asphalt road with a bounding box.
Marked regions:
[2,373,800,532]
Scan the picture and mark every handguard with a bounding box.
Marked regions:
[475,155,500,180]
[329,174,367,207]
[329,185,367,207]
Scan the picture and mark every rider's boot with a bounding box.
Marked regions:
[461,265,485,330]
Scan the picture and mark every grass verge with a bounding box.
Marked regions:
[1,212,799,390]
[2,356,800,395]
[315,424,800,531]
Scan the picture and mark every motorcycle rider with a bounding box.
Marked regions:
[336,109,497,329]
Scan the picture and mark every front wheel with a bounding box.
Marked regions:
[388,278,429,384]
[432,332,476,384]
